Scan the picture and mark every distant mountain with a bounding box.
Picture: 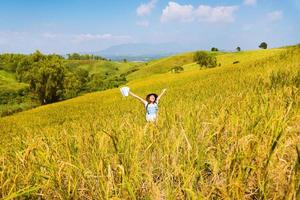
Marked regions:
[93,43,191,61]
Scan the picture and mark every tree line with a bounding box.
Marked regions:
[210,42,268,53]
[66,53,107,60]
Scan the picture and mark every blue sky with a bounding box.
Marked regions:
[0,0,299,54]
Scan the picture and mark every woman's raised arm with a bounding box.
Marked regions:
[156,89,167,103]
[129,91,147,105]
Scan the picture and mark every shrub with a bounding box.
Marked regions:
[87,73,105,91]
[194,51,217,68]
[170,66,184,73]
[0,89,18,104]
[259,42,268,49]
[120,69,139,78]
[211,47,219,52]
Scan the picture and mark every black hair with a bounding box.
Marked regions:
[146,93,158,103]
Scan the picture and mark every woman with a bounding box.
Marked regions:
[129,89,167,122]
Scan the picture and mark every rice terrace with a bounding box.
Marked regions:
[0,0,299,199]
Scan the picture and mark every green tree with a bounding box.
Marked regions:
[74,68,89,86]
[87,73,105,91]
[259,42,268,49]
[0,53,26,72]
[67,53,81,60]
[28,55,65,104]
[236,47,241,52]
[211,47,219,52]
[16,51,45,82]
[170,66,184,73]
[194,51,217,68]
[63,72,82,99]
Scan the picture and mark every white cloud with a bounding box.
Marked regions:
[267,10,283,22]
[0,31,133,54]
[244,0,256,6]
[73,33,131,42]
[136,20,150,27]
[137,0,157,16]
[161,2,238,23]
[195,5,238,23]
[161,2,194,22]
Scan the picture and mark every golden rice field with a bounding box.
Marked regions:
[0,45,299,199]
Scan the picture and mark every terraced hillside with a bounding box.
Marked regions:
[0,45,299,199]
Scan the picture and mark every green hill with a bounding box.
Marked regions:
[0,45,299,199]
[0,57,140,117]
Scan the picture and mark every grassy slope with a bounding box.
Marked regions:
[0,46,299,199]
[128,49,286,80]
[127,52,195,80]
[0,70,27,90]
[0,70,32,116]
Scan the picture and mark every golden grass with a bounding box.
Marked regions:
[127,52,195,80]
[0,46,299,199]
